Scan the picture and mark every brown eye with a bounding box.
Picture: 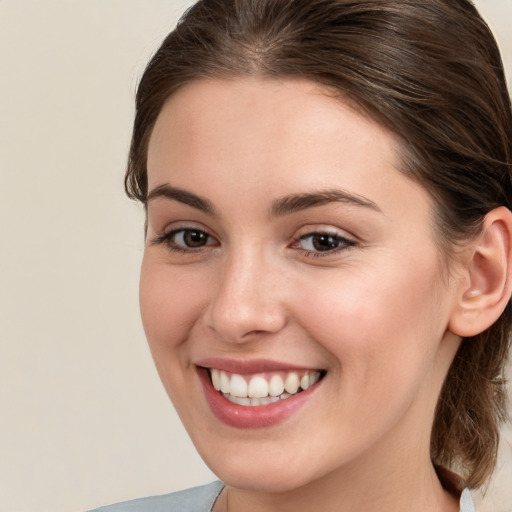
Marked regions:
[311,234,340,251]
[180,229,210,248]
[155,228,218,251]
[297,232,355,253]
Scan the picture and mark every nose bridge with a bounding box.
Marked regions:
[206,240,286,341]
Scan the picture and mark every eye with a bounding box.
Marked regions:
[153,227,218,252]
[294,231,355,255]
[172,229,213,248]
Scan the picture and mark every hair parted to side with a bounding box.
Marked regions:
[126,0,512,488]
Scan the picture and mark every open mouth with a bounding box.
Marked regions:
[207,368,326,406]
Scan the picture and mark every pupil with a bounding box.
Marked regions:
[184,230,207,247]
[313,234,338,251]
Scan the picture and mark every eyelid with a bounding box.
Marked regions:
[289,226,357,257]
[292,224,356,242]
[151,223,219,252]
[152,219,216,239]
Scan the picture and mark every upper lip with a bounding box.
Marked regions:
[195,357,324,374]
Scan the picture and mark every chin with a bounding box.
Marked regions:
[195,439,326,493]
[212,463,315,493]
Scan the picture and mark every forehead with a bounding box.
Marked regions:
[147,78,402,194]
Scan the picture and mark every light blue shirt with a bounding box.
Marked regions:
[87,481,476,511]
[460,488,476,512]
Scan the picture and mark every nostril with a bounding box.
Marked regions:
[205,307,288,343]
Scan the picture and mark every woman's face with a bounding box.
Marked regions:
[141,78,463,491]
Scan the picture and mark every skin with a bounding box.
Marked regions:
[140,78,466,512]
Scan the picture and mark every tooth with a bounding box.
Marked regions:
[226,395,251,406]
[216,369,322,404]
[211,369,221,391]
[230,374,248,397]
[248,376,269,398]
[268,374,285,397]
[220,371,231,394]
[284,372,300,394]
[310,371,320,386]
[250,396,278,406]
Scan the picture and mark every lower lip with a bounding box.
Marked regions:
[198,368,321,428]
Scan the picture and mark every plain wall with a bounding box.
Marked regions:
[0,1,511,511]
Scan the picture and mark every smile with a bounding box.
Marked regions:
[209,369,324,406]
[197,359,326,428]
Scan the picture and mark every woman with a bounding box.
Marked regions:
[91,0,512,510]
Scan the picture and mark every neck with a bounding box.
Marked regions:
[219,456,459,512]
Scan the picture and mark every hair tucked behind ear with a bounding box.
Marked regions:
[126,0,512,487]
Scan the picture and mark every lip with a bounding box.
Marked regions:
[196,357,318,374]
[196,361,324,429]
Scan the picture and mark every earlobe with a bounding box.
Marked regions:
[449,206,512,338]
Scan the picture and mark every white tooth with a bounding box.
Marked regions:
[211,369,221,391]
[300,373,310,390]
[230,374,248,397]
[280,392,291,400]
[268,374,285,397]
[226,395,251,406]
[284,372,300,394]
[226,393,281,407]
[309,371,320,386]
[220,371,231,394]
[248,376,269,398]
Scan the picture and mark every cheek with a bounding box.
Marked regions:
[293,256,447,386]
[139,257,206,354]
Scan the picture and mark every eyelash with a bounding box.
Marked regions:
[152,228,218,254]
[152,228,356,258]
[292,232,356,258]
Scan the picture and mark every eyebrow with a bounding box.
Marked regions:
[147,184,217,215]
[270,189,381,216]
[147,183,380,217]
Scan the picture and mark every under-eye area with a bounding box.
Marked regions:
[206,368,327,406]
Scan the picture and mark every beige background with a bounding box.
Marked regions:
[0,1,511,511]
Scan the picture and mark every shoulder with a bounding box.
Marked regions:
[87,481,224,512]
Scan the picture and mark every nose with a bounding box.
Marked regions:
[204,245,288,343]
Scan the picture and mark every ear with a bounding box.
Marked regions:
[449,206,512,338]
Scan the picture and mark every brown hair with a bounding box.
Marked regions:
[126,0,512,488]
